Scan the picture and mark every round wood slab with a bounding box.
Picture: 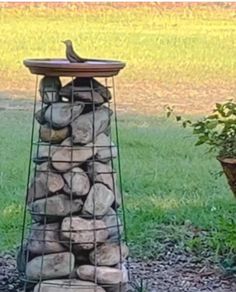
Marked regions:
[23,58,126,77]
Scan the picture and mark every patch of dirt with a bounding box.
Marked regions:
[1,79,236,116]
[116,79,236,116]
[1,249,235,292]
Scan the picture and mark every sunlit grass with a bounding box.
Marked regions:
[0,3,236,93]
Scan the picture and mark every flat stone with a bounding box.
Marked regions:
[89,243,129,266]
[82,183,114,216]
[59,77,111,100]
[40,124,70,143]
[26,252,75,280]
[30,194,83,222]
[95,133,117,162]
[60,85,104,104]
[61,216,108,250]
[63,167,90,197]
[77,265,123,284]
[72,107,112,144]
[28,223,66,255]
[33,279,105,292]
[102,208,123,243]
[45,102,84,128]
[52,138,96,171]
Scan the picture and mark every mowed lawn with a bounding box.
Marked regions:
[0,109,235,259]
[0,3,236,115]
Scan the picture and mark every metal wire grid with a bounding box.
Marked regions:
[19,75,129,291]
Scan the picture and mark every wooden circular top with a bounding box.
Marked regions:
[23,58,126,77]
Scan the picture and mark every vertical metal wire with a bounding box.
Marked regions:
[68,77,75,278]
[37,78,56,292]
[21,75,38,292]
[105,77,123,291]
[112,76,131,282]
[90,78,98,291]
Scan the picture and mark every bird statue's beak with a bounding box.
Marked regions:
[61,41,66,44]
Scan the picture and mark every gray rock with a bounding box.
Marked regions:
[89,243,129,266]
[35,106,48,125]
[39,76,61,104]
[30,194,83,222]
[77,265,123,284]
[102,208,123,243]
[52,138,96,172]
[27,165,64,204]
[26,252,74,280]
[40,124,69,143]
[61,216,108,250]
[95,133,117,162]
[45,102,84,128]
[72,107,112,144]
[28,223,66,255]
[63,167,90,197]
[87,161,121,207]
[60,85,104,104]
[33,279,105,292]
[83,183,114,217]
[36,144,57,162]
[87,161,114,190]
[59,77,111,100]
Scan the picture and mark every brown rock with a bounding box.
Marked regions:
[63,167,90,197]
[26,252,74,280]
[72,107,112,144]
[28,223,66,255]
[52,138,96,171]
[45,102,84,128]
[77,265,123,284]
[61,216,108,250]
[40,124,70,143]
[82,183,114,217]
[33,279,105,292]
[30,194,83,222]
[89,243,129,266]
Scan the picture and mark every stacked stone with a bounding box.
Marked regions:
[21,77,129,292]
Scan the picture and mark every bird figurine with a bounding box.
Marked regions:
[62,40,87,63]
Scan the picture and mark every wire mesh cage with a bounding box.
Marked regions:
[18,59,129,292]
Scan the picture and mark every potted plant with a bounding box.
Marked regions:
[167,100,236,198]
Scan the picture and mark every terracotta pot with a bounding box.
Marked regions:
[217,156,236,198]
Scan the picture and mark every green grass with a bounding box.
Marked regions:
[1,109,235,260]
[0,3,236,92]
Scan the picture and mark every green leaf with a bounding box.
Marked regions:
[195,135,209,146]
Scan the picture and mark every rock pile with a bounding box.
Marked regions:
[18,77,128,292]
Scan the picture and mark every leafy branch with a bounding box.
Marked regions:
[166,100,236,157]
